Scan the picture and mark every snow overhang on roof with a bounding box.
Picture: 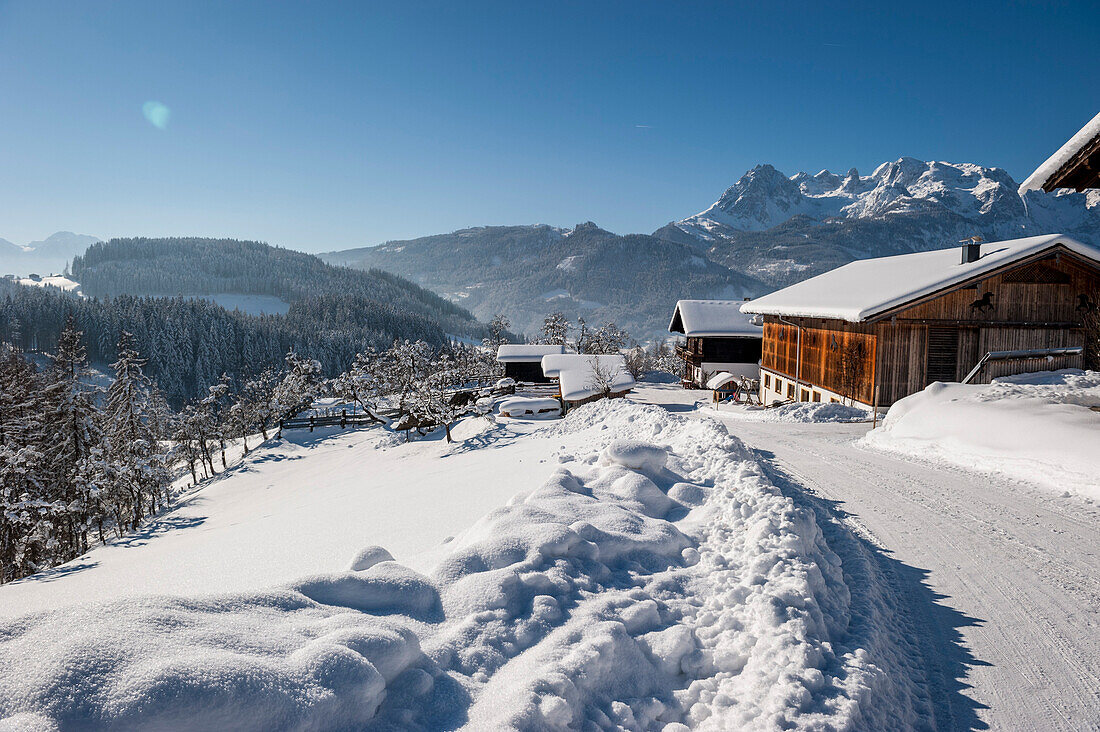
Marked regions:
[740,234,1100,323]
[496,344,572,363]
[668,299,764,337]
[540,354,635,401]
[1019,111,1100,194]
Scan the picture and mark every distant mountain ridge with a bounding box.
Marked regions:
[657,158,1100,287]
[322,223,764,340]
[0,231,101,274]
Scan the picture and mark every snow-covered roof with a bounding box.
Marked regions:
[540,354,635,401]
[741,234,1100,323]
[1019,111,1100,193]
[496,344,572,363]
[668,299,763,337]
[705,372,737,390]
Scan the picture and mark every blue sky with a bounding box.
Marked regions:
[1,0,1097,252]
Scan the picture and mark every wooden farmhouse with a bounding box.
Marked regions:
[668,299,763,388]
[496,344,572,383]
[740,234,1100,408]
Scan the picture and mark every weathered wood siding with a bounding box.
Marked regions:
[888,252,1099,325]
[761,321,877,404]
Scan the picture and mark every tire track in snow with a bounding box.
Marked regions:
[719,417,1100,731]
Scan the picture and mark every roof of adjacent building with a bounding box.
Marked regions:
[1019,111,1100,193]
[668,299,764,337]
[496,344,572,363]
[740,234,1100,323]
[539,353,635,401]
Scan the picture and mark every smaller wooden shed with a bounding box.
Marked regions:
[540,353,635,407]
[496,344,572,383]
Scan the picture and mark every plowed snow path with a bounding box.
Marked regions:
[634,386,1100,731]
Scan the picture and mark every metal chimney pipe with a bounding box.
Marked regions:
[960,236,983,264]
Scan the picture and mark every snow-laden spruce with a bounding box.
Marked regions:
[0,401,928,729]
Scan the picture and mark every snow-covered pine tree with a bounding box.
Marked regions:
[102,331,169,531]
[39,316,103,559]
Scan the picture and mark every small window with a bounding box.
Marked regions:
[764,373,771,389]
[812,391,821,402]
[800,388,810,402]
[830,397,839,403]
[787,382,795,399]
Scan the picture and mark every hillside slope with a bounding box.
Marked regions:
[323,223,764,340]
[71,237,487,339]
[0,397,931,730]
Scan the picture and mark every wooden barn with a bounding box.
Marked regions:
[496,344,572,383]
[741,234,1100,408]
[668,299,763,388]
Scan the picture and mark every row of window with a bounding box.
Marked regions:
[761,372,834,403]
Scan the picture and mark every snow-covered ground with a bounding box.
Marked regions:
[634,383,1100,731]
[188,293,291,315]
[715,400,876,424]
[0,393,929,730]
[1,382,1097,730]
[864,369,1100,499]
[15,274,82,294]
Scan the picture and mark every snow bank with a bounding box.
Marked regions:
[864,369,1100,498]
[722,401,874,423]
[0,400,926,729]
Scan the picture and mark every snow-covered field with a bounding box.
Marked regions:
[864,369,1100,499]
[0,396,928,730]
[16,274,82,294]
[1,381,1097,730]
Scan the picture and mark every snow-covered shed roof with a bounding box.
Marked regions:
[496,344,572,363]
[740,234,1100,323]
[539,354,635,401]
[1019,111,1100,193]
[705,371,737,390]
[668,300,763,337]
[540,353,620,378]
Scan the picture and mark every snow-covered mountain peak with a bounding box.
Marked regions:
[674,158,1088,242]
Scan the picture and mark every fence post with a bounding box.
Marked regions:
[310,415,314,432]
[341,409,347,429]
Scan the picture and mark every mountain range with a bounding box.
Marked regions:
[0,232,102,275]
[656,158,1100,288]
[325,157,1100,340]
[321,222,763,341]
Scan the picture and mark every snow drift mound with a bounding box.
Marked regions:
[0,400,926,730]
[722,401,874,423]
[864,369,1100,498]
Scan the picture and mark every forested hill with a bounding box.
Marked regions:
[0,278,455,406]
[70,237,486,340]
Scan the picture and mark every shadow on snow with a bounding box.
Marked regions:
[755,448,991,731]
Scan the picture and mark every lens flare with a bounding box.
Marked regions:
[142,101,171,130]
